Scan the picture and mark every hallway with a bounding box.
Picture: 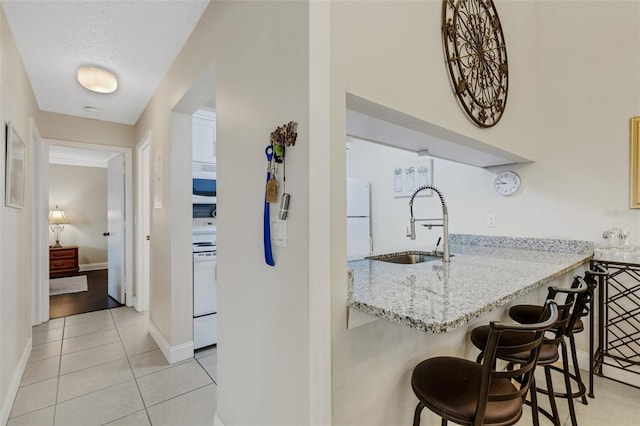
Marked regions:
[8,307,217,425]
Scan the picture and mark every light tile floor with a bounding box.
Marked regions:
[9,307,217,426]
[11,307,640,425]
[514,367,640,426]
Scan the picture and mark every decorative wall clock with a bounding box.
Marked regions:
[442,0,509,128]
[493,171,520,196]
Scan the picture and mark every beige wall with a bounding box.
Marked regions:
[49,164,108,266]
[0,6,40,422]
[38,111,136,149]
[135,2,311,424]
[332,1,537,161]
[330,1,640,425]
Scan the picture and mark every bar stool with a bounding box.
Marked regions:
[508,264,607,402]
[411,300,559,426]
[470,278,589,426]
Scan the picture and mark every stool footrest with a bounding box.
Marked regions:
[540,365,587,402]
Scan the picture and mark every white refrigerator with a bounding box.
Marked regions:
[347,177,372,258]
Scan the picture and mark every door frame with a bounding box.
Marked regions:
[135,131,151,312]
[35,138,134,322]
[31,118,49,325]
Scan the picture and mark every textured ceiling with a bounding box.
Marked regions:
[1,0,209,125]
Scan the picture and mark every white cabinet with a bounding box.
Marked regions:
[192,109,216,164]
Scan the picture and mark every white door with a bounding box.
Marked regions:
[108,154,126,304]
[141,143,151,311]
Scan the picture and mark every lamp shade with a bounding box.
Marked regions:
[49,206,69,225]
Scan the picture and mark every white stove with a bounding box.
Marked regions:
[192,218,217,349]
[193,218,216,253]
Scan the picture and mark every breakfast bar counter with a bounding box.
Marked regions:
[347,234,594,333]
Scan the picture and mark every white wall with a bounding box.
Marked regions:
[330,1,640,425]
[348,137,466,254]
[48,164,108,266]
[0,6,40,423]
[135,2,311,424]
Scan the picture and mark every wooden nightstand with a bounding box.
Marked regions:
[49,246,79,278]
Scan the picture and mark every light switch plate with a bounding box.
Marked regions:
[271,218,287,247]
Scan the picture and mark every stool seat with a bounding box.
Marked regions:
[470,326,560,364]
[470,278,590,426]
[412,357,523,425]
[411,301,559,426]
[509,305,584,333]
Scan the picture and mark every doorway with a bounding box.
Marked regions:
[35,138,134,323]
[172,62,216,358]
[136,131,151,313]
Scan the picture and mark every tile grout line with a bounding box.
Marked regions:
[22,307,186,425]
[60,315,118,329]
[58,354,129,381]
[131,355,193,380]
[8,318,66,422]
[16,308,150,425]
[60,324,117,341]
[54,309,141,423]
[52,316,66,426]
[53,378,139,407]
[195,356,218,385]
[143,382,214,410]
[60,335,121,357]
[111,308,154,425]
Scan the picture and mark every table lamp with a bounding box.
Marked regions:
[49,205,69,248]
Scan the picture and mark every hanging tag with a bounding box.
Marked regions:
[266,177,278,203]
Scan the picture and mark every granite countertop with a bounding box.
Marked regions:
[347,234,594,333]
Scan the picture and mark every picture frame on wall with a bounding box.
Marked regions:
[5,121,26,209]
[393,159,433,197]
[630,117,640,208]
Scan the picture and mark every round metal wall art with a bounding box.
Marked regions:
[442,0,509,128]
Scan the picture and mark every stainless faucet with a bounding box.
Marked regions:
[406,185,450,262]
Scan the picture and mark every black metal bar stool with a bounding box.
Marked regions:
[508,264,607,402]
[470,278,589,426]
[411,300,559,426]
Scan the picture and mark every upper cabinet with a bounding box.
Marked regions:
[193,109,216,164]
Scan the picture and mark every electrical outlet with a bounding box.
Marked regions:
[487,213,496,228]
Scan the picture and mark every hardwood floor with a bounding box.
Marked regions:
[49,269,123,319]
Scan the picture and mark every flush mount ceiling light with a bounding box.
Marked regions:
[77,66,118,94]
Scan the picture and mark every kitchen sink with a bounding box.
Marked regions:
[367,251,449,264]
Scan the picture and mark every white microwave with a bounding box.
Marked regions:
[193,161,216,205]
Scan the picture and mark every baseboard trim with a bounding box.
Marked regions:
[575,349,589,370]
[214,413,226,426]
[576,349,640,388]
[0,337,32,425]
[148,320,194,364]
[131,296,139,312]
[79,262,107,272]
